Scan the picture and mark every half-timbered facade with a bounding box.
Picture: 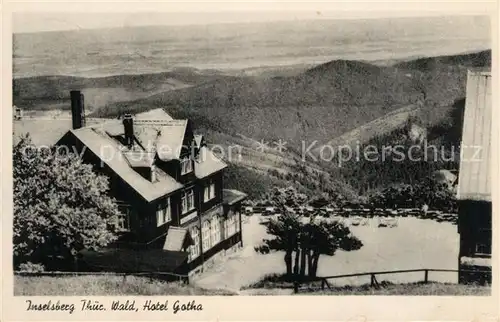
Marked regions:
[57,91,246,275]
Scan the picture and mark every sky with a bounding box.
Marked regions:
[11,2,494,34]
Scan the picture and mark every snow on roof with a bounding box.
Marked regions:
[457,69,492,201]
[70,127,183,202]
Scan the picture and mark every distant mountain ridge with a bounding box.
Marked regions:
[13,68,229,111]
[90,50,490,148]
[14,49,491,152]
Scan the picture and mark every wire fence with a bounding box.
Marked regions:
[15,267,491,293]
[293,268,491,293]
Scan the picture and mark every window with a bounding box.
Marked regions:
[181,157,193,175]
[189,227,200,260]
[156,198,171,227]
[202,220,211,251]
[226,214,236,237]
[475,243,491,255]
[223,217,229,239]
[204,180,216,202]
[235,212,240,232]
[475,229,492,256]
[181,189,195,214]
[210,216,221,246]
[116,207,131,232]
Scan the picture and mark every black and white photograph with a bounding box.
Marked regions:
[7,3,495,303]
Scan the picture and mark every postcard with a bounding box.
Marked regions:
[2,1,499,321]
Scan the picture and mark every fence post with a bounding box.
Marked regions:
[424,269,429,283]
[370,274,375,287]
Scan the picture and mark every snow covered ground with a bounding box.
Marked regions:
[192,214,459,290]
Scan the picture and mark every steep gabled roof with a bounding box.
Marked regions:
[53,108,226,202]
[69,127,182,202]
[457,69,492,201]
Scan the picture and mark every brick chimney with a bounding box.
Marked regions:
[123,114,134,147]
[70,90,85,129]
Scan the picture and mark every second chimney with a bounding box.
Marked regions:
[70,90,85,130]
[123,114,134,147]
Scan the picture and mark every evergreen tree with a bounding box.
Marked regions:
[255,187,363,279]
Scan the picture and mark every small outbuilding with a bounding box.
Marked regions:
[456,68,492,284]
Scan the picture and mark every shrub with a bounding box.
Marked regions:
[13,135,122,269]
[18,262,45,272]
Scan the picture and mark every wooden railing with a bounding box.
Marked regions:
[293,268,490,293]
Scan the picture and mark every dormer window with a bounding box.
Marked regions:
[181,157,193,175]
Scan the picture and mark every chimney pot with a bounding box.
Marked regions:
[70,90,85,129]
[123,114,134,147]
